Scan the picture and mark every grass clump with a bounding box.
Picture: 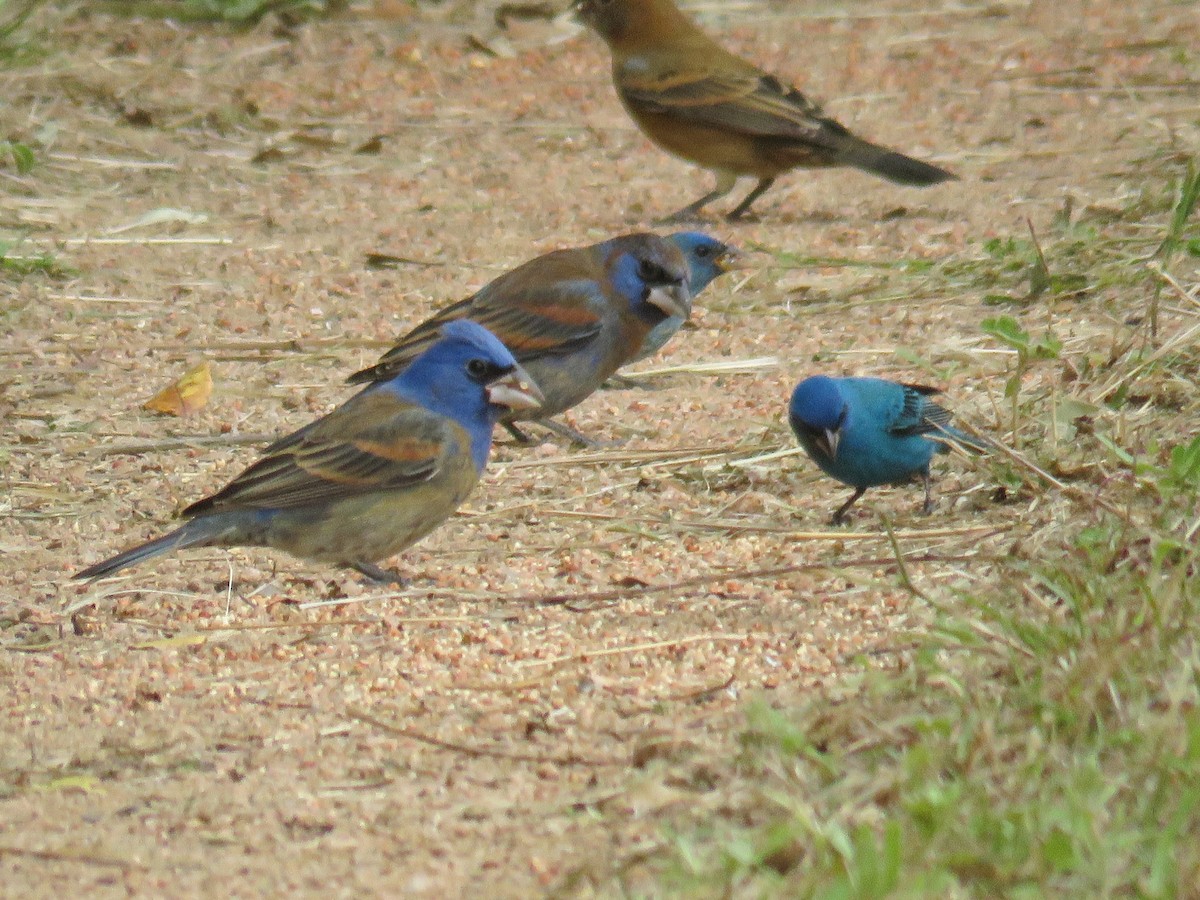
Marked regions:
[1,237,74,279]
[648,438,1200,897]
[568,160,1200,897]
[97,0,348,25]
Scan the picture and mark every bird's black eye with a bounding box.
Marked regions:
[695,245,713,258]
[466,358,494,382]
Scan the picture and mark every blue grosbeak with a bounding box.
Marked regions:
[347,232,695,444]
[75,321,543,584]
[629,230,740,364]
[789,375,986,525]
[575,0,956,221]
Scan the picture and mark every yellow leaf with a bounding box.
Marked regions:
[34,774,103,794]
[143,360,213,417]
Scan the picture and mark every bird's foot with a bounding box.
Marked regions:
[348,561,410,586]
[602,373,661,391]
[920,473,937,515]
[830,487,866,526]
[503,422,542,444]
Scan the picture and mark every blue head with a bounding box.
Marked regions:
[789,376,849,461]
[602,233,692,325]
[668,232,738,297]
[395,320,543,469]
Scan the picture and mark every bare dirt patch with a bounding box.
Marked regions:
[2,0,1197,894]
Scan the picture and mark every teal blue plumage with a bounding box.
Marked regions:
[789,375,986,525]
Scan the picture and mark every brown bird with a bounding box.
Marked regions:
[575,0,956,221]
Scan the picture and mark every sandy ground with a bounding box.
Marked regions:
[2,0,1197,894]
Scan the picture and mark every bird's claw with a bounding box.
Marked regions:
[349,562,410,586]
[602,374,661,391]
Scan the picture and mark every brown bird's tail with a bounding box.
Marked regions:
[833,134,956,186]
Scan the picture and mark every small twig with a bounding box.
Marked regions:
[515,634,748,670]
[664,670,738,702]
[344,708,622,767]
[89,433,276,457]
[882,518,928,600]
[0,844,146,871]
[62,236,232,246]
[500,445,746,471]
[508,548,1004,609]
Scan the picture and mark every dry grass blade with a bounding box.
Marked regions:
[506,549,1002,610]
[627,356,780,377]
[499,445,746,471]
[344,708,624,767]
[0,845,147,871]
[514,633,752,669]
[89,433,276,457]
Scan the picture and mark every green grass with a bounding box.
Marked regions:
[96,0,347,25]
[577,159,1200,896]
[1,238,74,279]
[657,485,1200,896]
[0,0,47,64]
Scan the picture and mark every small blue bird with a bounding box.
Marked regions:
[628,231,740,364]
[347,232,697,444]
[75,321,544,584]
[788,375,984,525]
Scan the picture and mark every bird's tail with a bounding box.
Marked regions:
[932,426,993,455]
[834,134,956,186]
[73,517,228,581]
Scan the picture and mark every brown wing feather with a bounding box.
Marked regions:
[347,248,608,385]
[185,393,453,515]
[619,66,842,148]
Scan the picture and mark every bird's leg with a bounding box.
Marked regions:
[348,561,409,586]
[536,418,624,449]
[602,373,660,391]
[830,487,866,526]
[920,471,937,515]
[503,421,539,444]
[659,171,739,223]
[727,177,776,221]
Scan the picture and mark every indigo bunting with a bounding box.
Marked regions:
[788,375,985,525]
[347,232,695,444]
[75,321,543,584]
[628,231,740,365]
[575,0,956,221]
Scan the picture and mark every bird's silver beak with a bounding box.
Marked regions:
[486,364,544,412]
[646,281,692,321]
[714,245,746,274]
[815,428,840,460]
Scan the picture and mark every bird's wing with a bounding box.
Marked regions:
[619,64,844,147]
[887,382,952,437]
[184,391,455,515]
[348,264,608,385]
